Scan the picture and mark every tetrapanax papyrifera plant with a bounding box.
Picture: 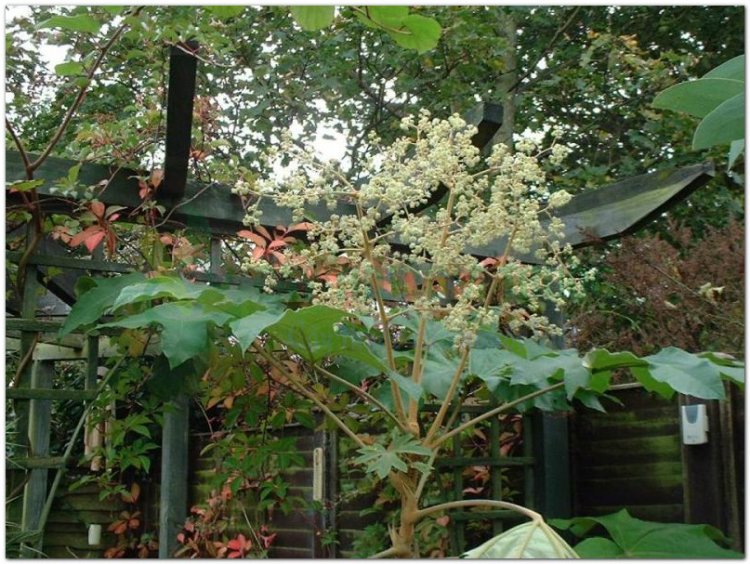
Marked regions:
[61,114,742,557]
[229,112,591,555]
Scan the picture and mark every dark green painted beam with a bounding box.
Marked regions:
[161,42,199,200]
[6,150,714,261]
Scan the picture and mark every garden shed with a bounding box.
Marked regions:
[6,5,744,560]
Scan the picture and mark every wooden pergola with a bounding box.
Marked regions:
[6,43,716,557]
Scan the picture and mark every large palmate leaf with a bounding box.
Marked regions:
[641,347,727,399]
[354,6,441,53]
[420,350,462,399]
[38,13,102,34]
[59,272,146,336]
[704,53,745,81]
[99,302,232,368]
[229,310,285,352]
[461,520,578,558]
[390,14,442,53]
[112,276,209,309]
[265,305,386,371]
[354,430,431,479]
[551,509,742,558]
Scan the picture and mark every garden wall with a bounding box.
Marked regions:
[570,384,744,552]
[570,387,684,522]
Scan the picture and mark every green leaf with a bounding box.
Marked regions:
[353,430,431,479]
[38,14,102,34]
[421,351,462,399]
[571,537,623,558]
[100,302,232,368]
[229,310,285,352]
[468,348,514,387]
[389,14,442,53]
[552,509,742,559]
[207,6,244,20]
[644,347,726,399]
[147,356,200,400]
[388,371,423,401]
[54,61,85,76]
[704,54,745,81]
[354,444,407,479]
[631,366,676,400]
[102,6,125,16]
[266,305,386,370]
[290,6,335,31]
[552,352,591,399]
[199,285,278,317]
[131,425,151,438]
[699,352,745,385]
[7,179,44,192]
[358,6,409,29]
[67,163,81,183]
[727,139,744,171]
[112,276,208,310]
[583,349,647,372]
[692,93,744,150]
[329,357,381,393]
[294,411,315,429]
[60,273,147,336]
[652,78,743,118]
[461,520,578,558]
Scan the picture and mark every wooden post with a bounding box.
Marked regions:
[488,403,504,536]
[158,393,190,558]
[531,305,572,519]
[679,395,727,532]
[20,361,54,557]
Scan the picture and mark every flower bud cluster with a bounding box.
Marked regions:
[243,113,585,342]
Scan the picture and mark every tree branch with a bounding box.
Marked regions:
[509,6,582,93]
[29,6,144,172]
[5,118,32,177]
[431,381,565,448]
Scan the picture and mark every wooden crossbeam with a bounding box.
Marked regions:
[7,149,715,262]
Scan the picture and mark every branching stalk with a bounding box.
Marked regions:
[252,345,366,449]
[413,499,542,523]
[313,365,409,433]
[432,381,565,448]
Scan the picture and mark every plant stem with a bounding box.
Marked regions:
[313,365,408,433]
[5,118,32,176]
[432,381,565,448]
[354,197,405,424]
[407,315,427,431]
[424,350,470,444]
[252,346,366,449]
[368,546,401,559]
[413,499,542,523]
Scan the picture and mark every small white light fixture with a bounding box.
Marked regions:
[681,404,709,445]
[88,524,102,546]
[313,447,324,501]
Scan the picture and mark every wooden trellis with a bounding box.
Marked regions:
[6,41,717,558]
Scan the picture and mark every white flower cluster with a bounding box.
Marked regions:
[243,113,584,343]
